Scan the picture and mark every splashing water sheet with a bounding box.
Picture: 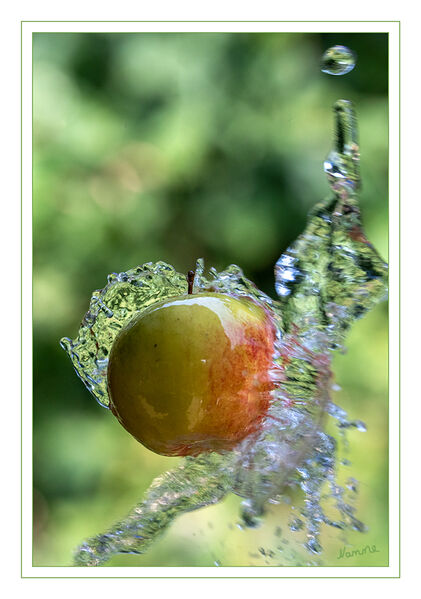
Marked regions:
[61,69,388,567]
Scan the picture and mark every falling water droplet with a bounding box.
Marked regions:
[321,45,356,76]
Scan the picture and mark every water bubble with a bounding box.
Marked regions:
[321,45,356,76]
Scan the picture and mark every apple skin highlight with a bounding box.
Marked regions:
[107,293,277,456]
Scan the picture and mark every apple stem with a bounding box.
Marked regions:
[187,270,195,294]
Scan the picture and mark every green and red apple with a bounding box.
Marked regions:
[107,292,277,456]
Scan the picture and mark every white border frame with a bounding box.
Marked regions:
[22,20,400,578]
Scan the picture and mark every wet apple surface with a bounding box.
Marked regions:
[107,292,277,456]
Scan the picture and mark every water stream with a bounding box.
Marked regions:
[61,47,388,567]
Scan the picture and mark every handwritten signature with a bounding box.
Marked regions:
[337,544,380,559]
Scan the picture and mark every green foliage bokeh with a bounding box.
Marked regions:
[33,32,388,567]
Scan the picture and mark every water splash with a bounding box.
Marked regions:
[60,263,192,409]
[321,45,356,76]
[324,99,360,196]
[62,99,387,567]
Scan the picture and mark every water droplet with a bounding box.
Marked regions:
[107,273,119,284]
[346,477,358,493]
[240,499,264,528]
[289,517,304,532]
[351,518,368,533]
[321,45,356,76]
[353,420,367,432]
[306,537,322,554]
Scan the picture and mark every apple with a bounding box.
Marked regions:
[107,292,277,456]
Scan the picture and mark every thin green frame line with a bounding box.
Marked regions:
[20,18,24,582]
[24,24,399,578]
[398,19,401,580]
[26,28,396,576]
[22,576,400,579]
[21,20,399,22]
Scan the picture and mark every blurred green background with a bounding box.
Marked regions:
[33,32,388,567]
